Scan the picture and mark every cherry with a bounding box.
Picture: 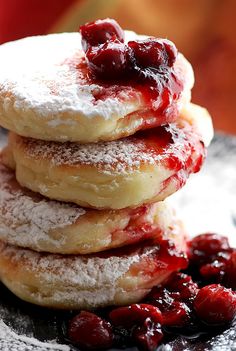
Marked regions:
[194,284,236,325]
[68,311,113,349]
[128,38,177,69]
[189,233,230,265]
[133,318,163,351]
[80,18,124,52]
[109,304,162,328]
[86,39,130,79]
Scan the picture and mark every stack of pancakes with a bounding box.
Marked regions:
[0,31,213,309]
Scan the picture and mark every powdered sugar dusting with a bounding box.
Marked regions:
[22,136,160,174]
[0,32,140,122]
[0,32,193,123]
[0,319,70,350]
[3,243,154,286]
[0,163,85,247]
[19,121,197,175]
[0,242,158,307]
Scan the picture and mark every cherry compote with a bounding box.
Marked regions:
[80,18,124,52]
[79,18,183,119]
[133,318,163,351]
[146,273,198,327]
[128,38,177,69]
[188,233,233,284]
[67,233,236,350]
[86,39,130,79]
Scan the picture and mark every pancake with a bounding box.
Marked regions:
[0,31,193,143]
[0,231,188,309]
[3,103,213,210]
[0,161,181,255]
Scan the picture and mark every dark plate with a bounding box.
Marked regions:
[0,130,236,350]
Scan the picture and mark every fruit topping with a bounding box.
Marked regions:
[133,318,163,351]
[68,311,113,349]
[109,304,162,327]
[79,18,183,117]
[194,284,236,325]
[86,39,130,79]
[66,233,236,349]
[188,233,234,286]
[147,273,198,327]
[189,233,230,265]
[128,38,177,69]
[80,18,124,52]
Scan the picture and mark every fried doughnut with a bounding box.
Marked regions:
[0,31,194,143]
[0,230,187,309]
[3,103,213,210]
[0,161,181,255]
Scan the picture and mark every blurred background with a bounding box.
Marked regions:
[0,0,235,134]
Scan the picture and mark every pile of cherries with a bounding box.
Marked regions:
[67,233,236,350]
[79,18,183,112]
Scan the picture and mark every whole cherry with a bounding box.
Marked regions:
[86,39,130,79]
[80,18,124,52]
[68,311,113,349]
[128,38,177,69]
[109,304,163,328]
[194,284,236,325]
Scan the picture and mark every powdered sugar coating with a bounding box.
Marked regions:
[0,163,85,247]
[2,243,147,286]
[0,241,161,307]
[19,122,194,175]
[0,320,70,351]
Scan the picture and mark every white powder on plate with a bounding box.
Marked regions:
[0,319,70,350]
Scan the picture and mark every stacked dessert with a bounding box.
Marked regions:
[0,19,213,309]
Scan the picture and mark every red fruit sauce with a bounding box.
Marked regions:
[127,122,205,176]
[86,39,130,79]
[67,233,236,350]
[109,304,163,327]
[80,18,124,52]
[79,19,186,129]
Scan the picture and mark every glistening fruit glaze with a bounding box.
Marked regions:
[79,18,185,129]
[67,234,236,350]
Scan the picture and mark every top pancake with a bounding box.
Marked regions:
[0,31,194,143]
